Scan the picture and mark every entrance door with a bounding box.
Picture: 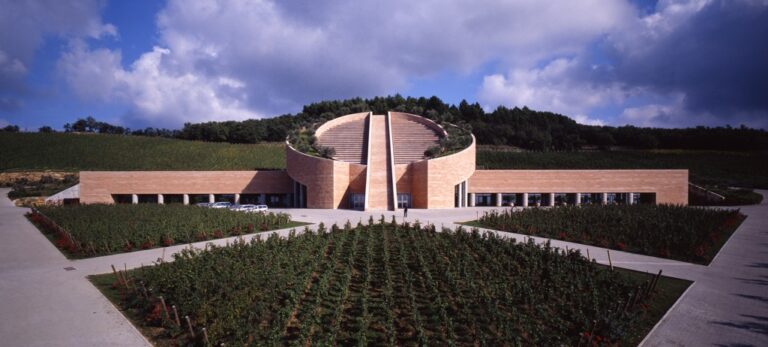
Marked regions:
[350,194,365,210]
[397,193,411,208]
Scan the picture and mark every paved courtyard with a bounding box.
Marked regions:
[0,187,765,346]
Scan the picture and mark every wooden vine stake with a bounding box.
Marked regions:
[123,263,132,289]
[586,248,590,261]
[159,296,170,321]
[607,250,614,271]
[202,327,210,345]
[172,305,181,326]
[185,315,196,338]
[587,320,597,345]
[652,269,663,292]
[111,265,125,288]
[140,281,149,300]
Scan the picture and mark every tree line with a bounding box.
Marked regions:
[9,95,768,150]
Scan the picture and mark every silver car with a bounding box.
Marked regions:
[209,202,232,209]
[230,204,257,212]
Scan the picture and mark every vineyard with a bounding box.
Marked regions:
[91,219,689,346]
[0,132,285,171]
[28,204,302,258]
[476,148,768,188]
[472,205,745,264]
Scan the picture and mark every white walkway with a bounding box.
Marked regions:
[0,188,766,346]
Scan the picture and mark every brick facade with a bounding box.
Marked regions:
[79,171,293,204]
[469,169,688,205]
[79,113,689,208]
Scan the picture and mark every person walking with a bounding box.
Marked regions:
[404,205,408,218]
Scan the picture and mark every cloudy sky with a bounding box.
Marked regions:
[1,0,766,130]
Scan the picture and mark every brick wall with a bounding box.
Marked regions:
[80,170,293,204]
[469,169,689,204]
[421,135,477,208]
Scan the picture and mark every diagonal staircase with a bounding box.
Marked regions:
[315,118,368,164]
[391,115,441,164]
[366,115,395,210]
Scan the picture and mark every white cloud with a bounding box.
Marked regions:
[0,0,114,96]
[57,0,637,126]
[619,103,681,127]
[478,58,623,123]
[618,94,768,128]
[607,0,713,59]
[58,44,257,127]
[573,114,605,126]
[52,0,766,129]
[58,41,121,101]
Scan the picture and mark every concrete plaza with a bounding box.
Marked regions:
[0,188,765,346]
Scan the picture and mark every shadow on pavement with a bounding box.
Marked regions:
[711,314,768,336]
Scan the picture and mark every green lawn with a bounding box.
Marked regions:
[0,132,285,171]
[88,221,690,346]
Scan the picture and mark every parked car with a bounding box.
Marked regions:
[253,205,268,212]
[209,202,232,209]
[195,202,212,207]
[229,204,257,212]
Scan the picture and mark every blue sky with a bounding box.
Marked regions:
[1,0,766,130]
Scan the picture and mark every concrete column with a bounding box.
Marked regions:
[601,193,608,205]
[464,181,470,207]
[234,193,240,204]
[208,194,215,203]
[131,194,138,204]
[496,193,502,207]
[575,193,581,205]
[549,193,555,207]
[628,193,635,205]
[183,194,189,205]
[468,193,475,207]
[158,194,164,204]
[293,182,299,208]
[522,193,529,207]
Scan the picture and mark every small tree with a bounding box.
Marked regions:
[1,125,20,132]
[317,146,336,159]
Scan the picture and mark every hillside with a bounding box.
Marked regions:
[477,148,768,189]
[0,132,284,171]
[28,96,767,152]
[173,96,768,151]
[3,132,765,190]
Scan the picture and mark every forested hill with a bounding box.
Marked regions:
[176,96,768,151]
[10,95,767,151]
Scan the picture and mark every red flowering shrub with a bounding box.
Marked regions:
[161,235,174,247]
[194,231,208,242]
[140,240,154,250]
